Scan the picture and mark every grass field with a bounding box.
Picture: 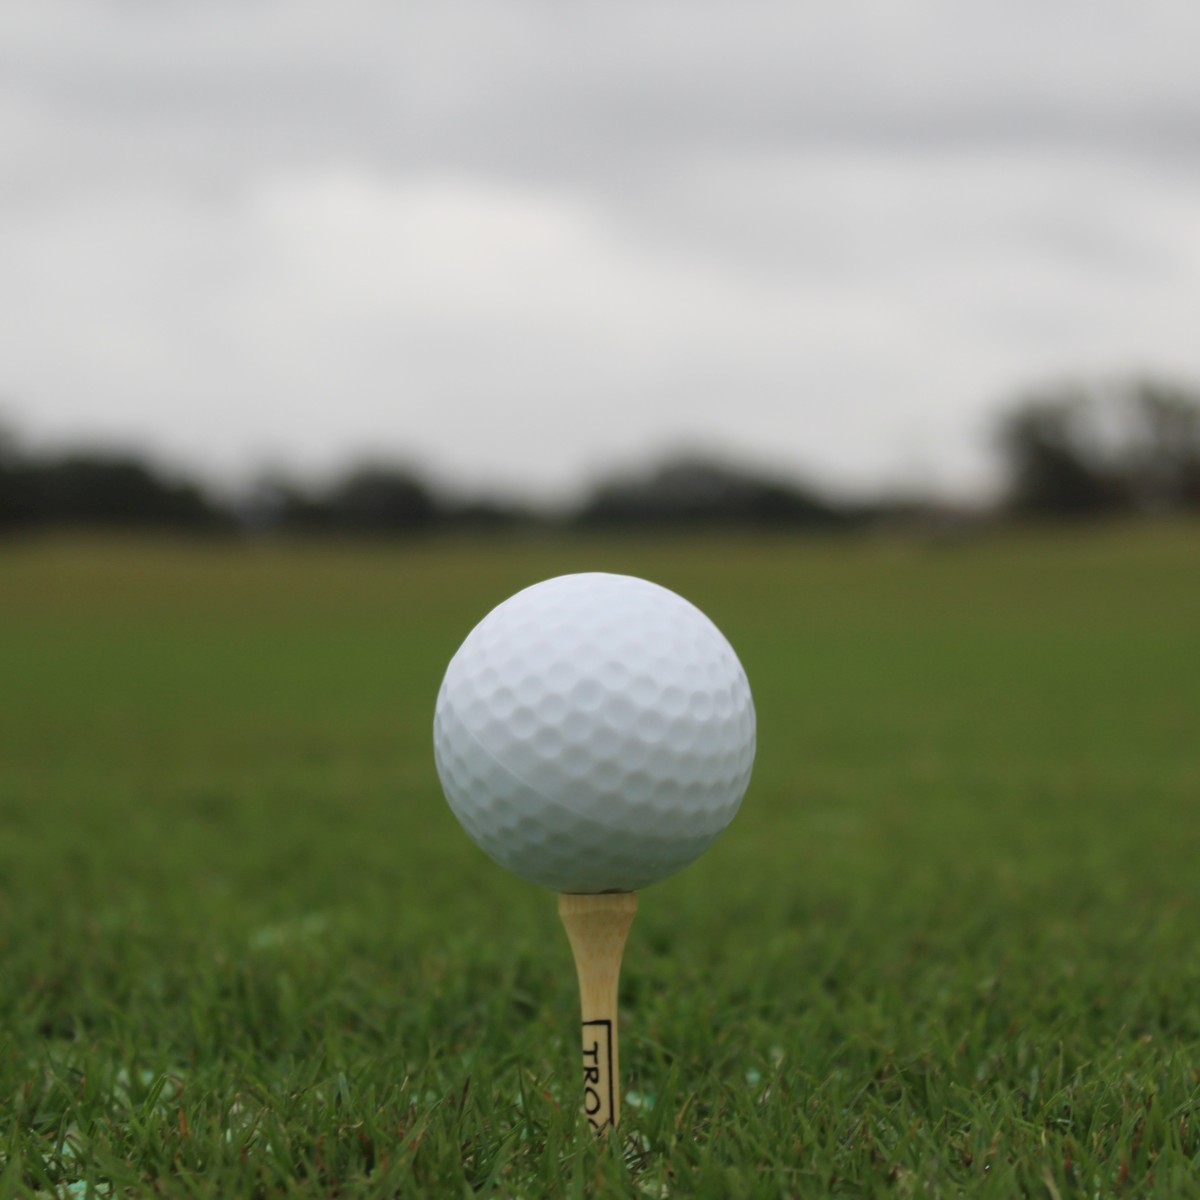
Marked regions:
[1,527,1198,1198]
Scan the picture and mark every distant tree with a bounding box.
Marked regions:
[253,463,442,535]
[0,441,231,532]
[576,455,848,529]
[997,389,1128,517]
[1117,380,1200,512]
[326,465,439,533]
[27,454,230,529]
[997,378,1200,518]
[0,419,28,527]
[443,497,539,530]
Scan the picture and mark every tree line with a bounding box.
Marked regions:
[2,377,1198,536]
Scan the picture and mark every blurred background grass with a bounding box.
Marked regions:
[4,528,1195,1003]
[2,527,1199,1193]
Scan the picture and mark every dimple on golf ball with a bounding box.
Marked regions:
[433,572,755,892]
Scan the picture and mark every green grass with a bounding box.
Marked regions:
[1,526,1198,1198]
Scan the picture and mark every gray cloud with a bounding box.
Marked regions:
[7,2,1198,169]
[2,1,1199,500]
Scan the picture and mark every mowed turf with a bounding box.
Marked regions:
[1,527,1198,1198]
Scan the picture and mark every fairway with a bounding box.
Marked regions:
[2,528,1199,1197]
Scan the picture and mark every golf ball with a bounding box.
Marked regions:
[433,572,755,892]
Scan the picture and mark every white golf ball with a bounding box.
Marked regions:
[433,572,755,892]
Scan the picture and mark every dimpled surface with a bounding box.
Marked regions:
[433,573,755,892]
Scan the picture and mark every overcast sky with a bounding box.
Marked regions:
[3,1,1199,502]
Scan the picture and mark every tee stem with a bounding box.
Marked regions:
[557,891,638,1132]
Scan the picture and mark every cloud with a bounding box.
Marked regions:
[2,1,1199,499]
[6,0,1199,192]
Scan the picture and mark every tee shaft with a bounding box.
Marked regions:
[557,891,638,1131]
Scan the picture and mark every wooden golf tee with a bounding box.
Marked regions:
[558,891,638,1132]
